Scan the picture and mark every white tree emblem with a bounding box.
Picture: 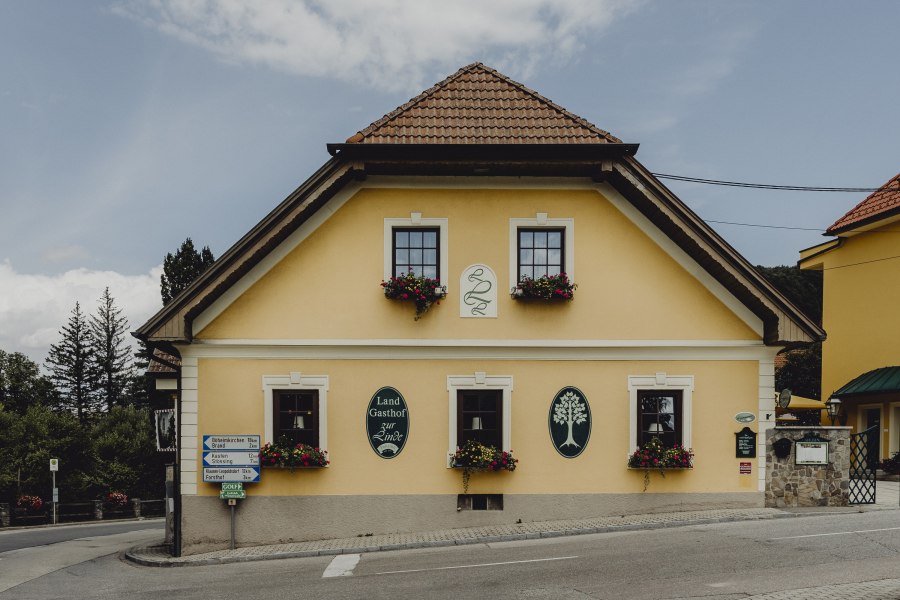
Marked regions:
[553,390,587,448]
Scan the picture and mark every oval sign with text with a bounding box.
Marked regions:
[548,386,591,458]
[366,387,410,459]
[734,412,756,424]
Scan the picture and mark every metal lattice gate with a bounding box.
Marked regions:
[849,425,878,504]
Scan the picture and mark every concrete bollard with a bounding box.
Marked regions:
[132,498,141,518]
[93,500,104,521]
[0,503,9,527]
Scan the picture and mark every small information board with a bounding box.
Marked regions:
[796,441,829,465]
[203,467,260,483]
[203,451,260,467]
[203,435,260,451]
[735,427,756,458]
[739,462,752,475]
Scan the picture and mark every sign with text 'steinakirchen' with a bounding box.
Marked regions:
[548,387,591,458]
[366,387,409,458]
[202,435,260,483]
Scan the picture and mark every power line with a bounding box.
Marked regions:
[705,219,825,232]
[653,173,880,193]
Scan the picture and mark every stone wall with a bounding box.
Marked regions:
[765,426,851,508]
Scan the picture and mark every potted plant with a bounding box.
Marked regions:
[627,437,694,491]
[382,272,446,320]
[259,437,329,471]
[510,273,576,301]
[449,439,518,493]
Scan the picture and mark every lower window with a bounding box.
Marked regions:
[637,390,682,447]
[273,390,319,447]
[457,390,503,448]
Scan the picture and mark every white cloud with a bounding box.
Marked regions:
[0,260,163,365]
[112,0,641,91]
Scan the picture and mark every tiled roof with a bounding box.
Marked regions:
[827,172,900,234]
[149,348,180,374]
[346,63,621,145]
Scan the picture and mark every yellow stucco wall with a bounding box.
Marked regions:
[193,358,761,497]
[198,187,759,341]
[802,223,900,455]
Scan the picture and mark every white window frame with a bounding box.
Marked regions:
[628,373,693,453]
[509,213,575,291]
[263,373,329,455]
[384,213,449,288]
[447,372,513,465]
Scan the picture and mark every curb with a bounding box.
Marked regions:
[125,511,801,568]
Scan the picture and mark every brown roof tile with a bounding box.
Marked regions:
[347,63,621,145]
[149,348,180,374]
[827,172,900,234]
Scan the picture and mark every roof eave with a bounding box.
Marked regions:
[327,143,639,161]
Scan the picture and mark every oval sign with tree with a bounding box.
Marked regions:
[548,386,591,458]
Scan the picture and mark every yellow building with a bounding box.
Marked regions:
[800,172,900,463]
[137,63,822,555]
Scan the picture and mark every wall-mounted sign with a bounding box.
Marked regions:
[796,434,829,465]
[548,387,591,458]
[459,264,497,318]
[734,412,756,424]
[366,387,410,458]
[201,435,260,483]
[735,427,757,458]
[155,409,177,451]
[739,462,752,475]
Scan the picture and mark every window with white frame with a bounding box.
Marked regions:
[263,373,329,452]
[385,214,449,285]
[509,214,574,289]
[628,374,693,452]
[447,373,513,462]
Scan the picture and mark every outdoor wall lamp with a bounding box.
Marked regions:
[825,394,842,426]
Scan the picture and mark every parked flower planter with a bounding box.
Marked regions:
[449,440,518,493]
[510,273,576,301]
[382,272,447,320]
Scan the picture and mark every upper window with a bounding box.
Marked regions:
[517,228,564,281]
[457,390,503,448]
[393,227,439,279]
[637,390,682,448]
[273,390,319,447]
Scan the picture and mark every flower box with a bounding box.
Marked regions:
[382,273,446,320]
[627,438,694,491]
[449,440,518,493]
[259,439,329,470]
[510,273,576,301]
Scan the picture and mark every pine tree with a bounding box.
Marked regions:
[90,287,132,411]
[45,302,98,424]
[160,238,215,306]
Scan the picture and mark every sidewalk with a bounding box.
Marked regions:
[124,502,895,568]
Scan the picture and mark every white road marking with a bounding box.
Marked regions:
[771,526,900,540]
[375,555,578,576]
[322,553,361,578]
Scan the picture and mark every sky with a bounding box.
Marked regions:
[2,1,900,364]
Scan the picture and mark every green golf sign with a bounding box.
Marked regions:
[220,482,246,499]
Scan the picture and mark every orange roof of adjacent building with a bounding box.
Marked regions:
[827,172,900,234]
[345,62,621,145]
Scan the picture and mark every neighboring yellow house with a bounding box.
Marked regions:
[800,172,900,463]
[137,63,823,555]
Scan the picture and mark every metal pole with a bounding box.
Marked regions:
[230,502,236,550]
[52,471,56,525]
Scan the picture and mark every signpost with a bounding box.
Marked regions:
[202,435,260,550]
[49,459,59,525]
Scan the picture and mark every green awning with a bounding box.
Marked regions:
[834,366,900,397]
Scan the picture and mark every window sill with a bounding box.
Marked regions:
[261,464,328,469]
[626,466,693,471]
[509,288,574,301]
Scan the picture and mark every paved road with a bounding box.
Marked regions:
[0,520,164,595]
[3,511,900,599]
[0,519,164,553]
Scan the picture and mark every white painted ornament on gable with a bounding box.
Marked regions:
[459,264,498,318]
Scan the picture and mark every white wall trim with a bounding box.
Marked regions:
[384,215,449,287]
[447,374,514,464]
[627,374,694,455]
[262,373,330,454]
[179,355,199,496]
[508,215,575,291]
[757,359,776,491]
[598,182,764,337]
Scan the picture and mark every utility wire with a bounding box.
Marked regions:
[652,173,880,193]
